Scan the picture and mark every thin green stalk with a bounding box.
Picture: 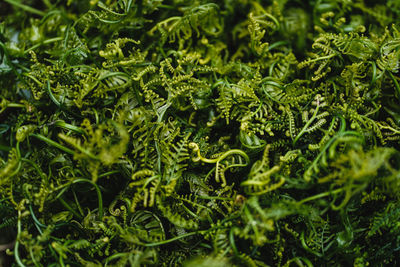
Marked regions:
[104,252,130,265]
[301,53,336,64]
[15,210,27,267]
[57,134,98,160]
[58,196,83,220]
[72,189,84,217]
[29,246,40,267]
[300,231,323,257]
[45,80,61,107]
[293,99,320,145]
[42,0,52,8]
[98,170,120,178]
[370,61,377,87]
[54,120,85,135]
[6,103,25,108]
[388,71,400,100]
[29,133,75,155]
[23,37,64,54]
[229,228,239,256]
[29,205,46,228]
[143,213,240,247]
[297,188,344,205]
[158,4,176,10]
[143,231,198,247]
[268,41,288,51]
[4,0,45,16]
[20,158,48,183]
[54,178,104,220]
[196,195,232,201]
[72,179,103,220]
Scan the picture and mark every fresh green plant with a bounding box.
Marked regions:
[1,0,400,266]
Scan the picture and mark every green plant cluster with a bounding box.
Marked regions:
[1,0,400,266]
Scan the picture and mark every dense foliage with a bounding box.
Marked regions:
[1,0,400,266]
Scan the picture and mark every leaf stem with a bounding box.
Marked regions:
[143,231,198,247]
[293,98,320,145]
[4,0,45,16]
[29,133,75,155]
[297,188,344,205]
[72,179,103,220]
[24,37,64,54]
[15,209,27,267]
[45,80,61,107]
[58,196,84,220]
[54,120,85,135]
[388,71,400,101]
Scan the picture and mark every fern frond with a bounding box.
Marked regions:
[161,133,191,183]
